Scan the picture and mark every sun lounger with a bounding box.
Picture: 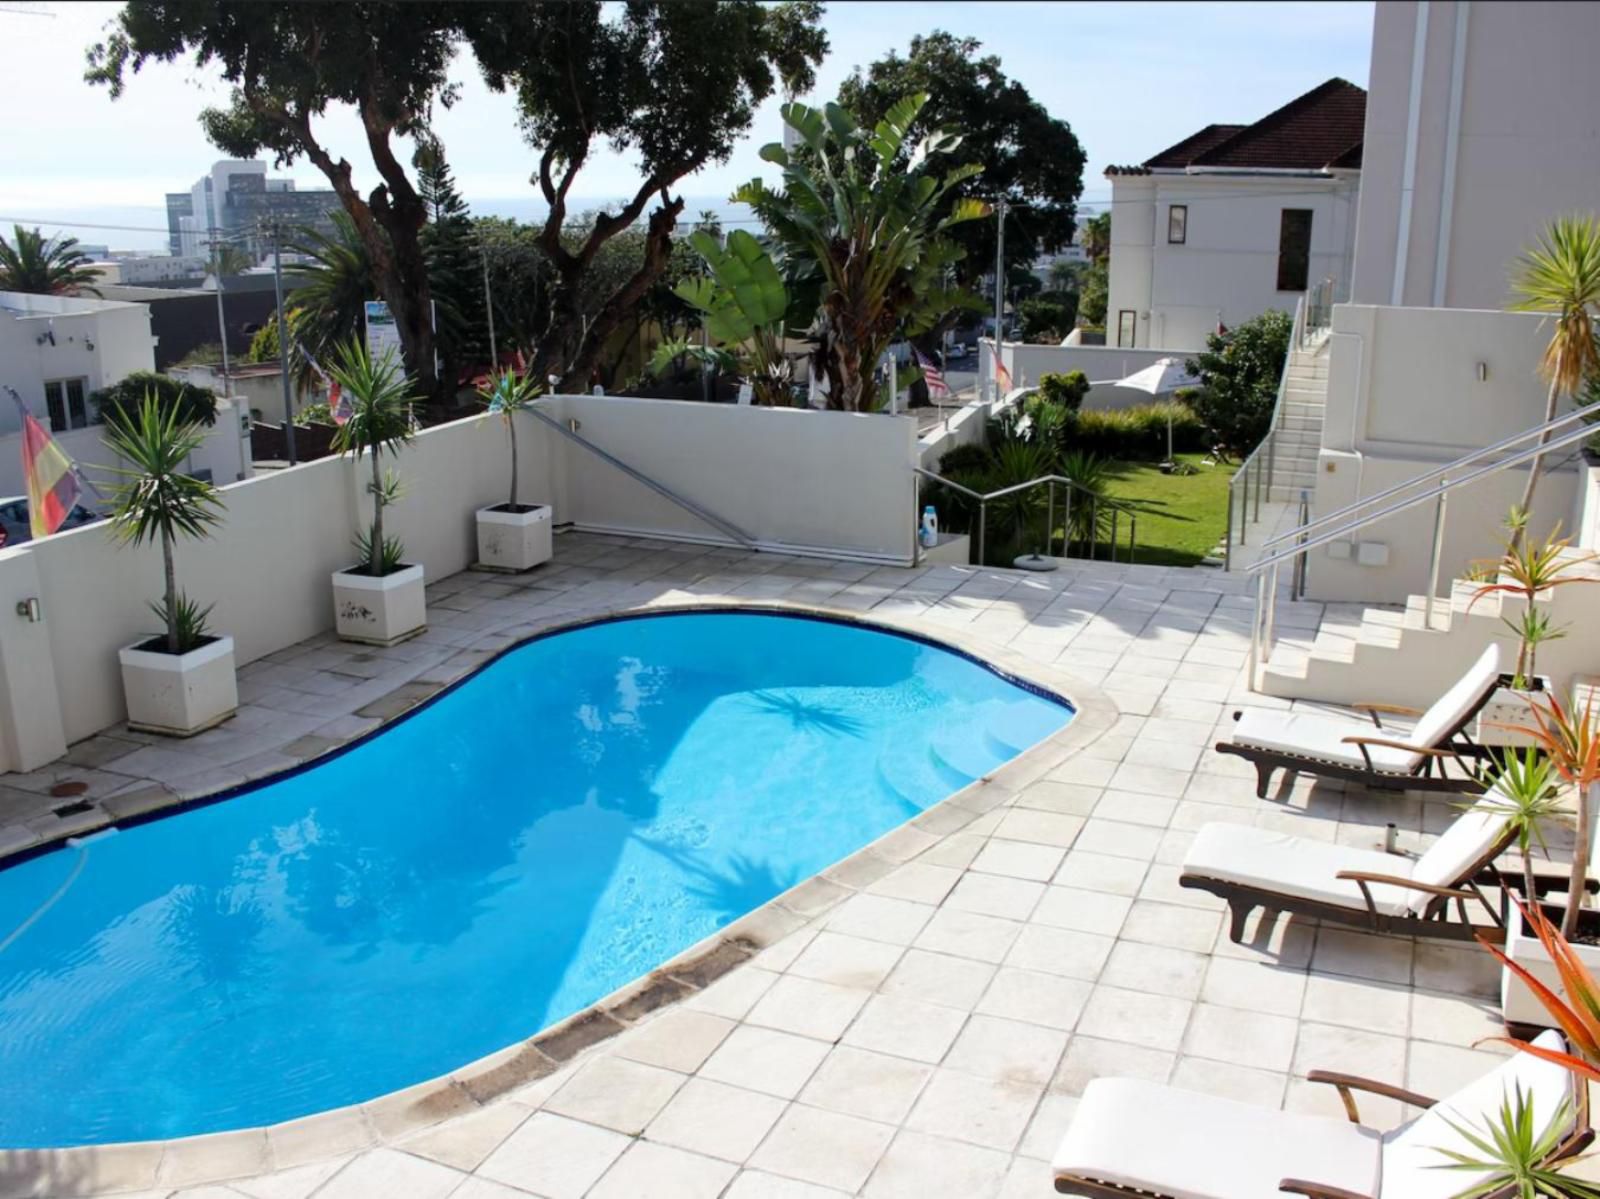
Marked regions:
[1179,790,1517,942]
[1053,1030,1590,1198]
[1216,643,1504,798]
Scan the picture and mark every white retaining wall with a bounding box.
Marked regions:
[981,341,1205,411]
[0,396,915,771]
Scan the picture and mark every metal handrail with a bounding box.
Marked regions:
[1224,295,1307,567]
[914,468,1139,566]
[1261,403,1599,551]
[528,405,759,549]
[1243,415,1597,687]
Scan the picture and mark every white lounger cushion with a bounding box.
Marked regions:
[1052,1076,1383,1199]
[1053,1033,1576,1199]
[1381,1030,1575,1198]
[1184,823,1418,915]
[1229,643,1502,776]
[1232,709,1420,772]
[1182,795,1509,918]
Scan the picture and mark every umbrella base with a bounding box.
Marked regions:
[1013,554,1059,573]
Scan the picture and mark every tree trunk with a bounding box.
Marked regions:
[161,524,179,654]
[370,444,385,575]
[1514,370,1564,549]
[1565,784,1591,941]
[508,417,519,509]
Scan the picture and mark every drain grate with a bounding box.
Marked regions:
[52,799,94,818]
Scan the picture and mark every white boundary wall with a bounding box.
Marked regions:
[0,397,915,771]
[981,341,1205,411]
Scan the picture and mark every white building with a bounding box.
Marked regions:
[88,256,210,286]
[0,292,156,435]
[1104,78,1365,350]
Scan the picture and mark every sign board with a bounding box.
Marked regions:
[364,300,403,365]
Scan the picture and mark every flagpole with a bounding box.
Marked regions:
[993,196,1007,404]
[271,220,297,466]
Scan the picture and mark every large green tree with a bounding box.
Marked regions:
[740,93,989,411]
[87,2,467,399]
[0,225,101,296]
[468,0,826,391]
[416,141,487,391]
[837,32,1086,294]
[1078,211,1111,327]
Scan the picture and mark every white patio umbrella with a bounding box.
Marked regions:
[1110,356,1199,467]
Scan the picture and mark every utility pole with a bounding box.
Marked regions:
[208,225,232,407]
[480,242,498,370]
[270,221,297,465]
[993,197,1007,401]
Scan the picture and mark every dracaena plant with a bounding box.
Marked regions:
[477,367,543,511]
[1500,690,1600,940]
[1469,510,1597,688]
[105,393,225,654]
[1479,898,1600,1083]
[1467,748,1565,905]
[327,340,416,577]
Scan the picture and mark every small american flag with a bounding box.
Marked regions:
[914,348,951,398]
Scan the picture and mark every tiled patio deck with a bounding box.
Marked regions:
[0,533,1521,1199]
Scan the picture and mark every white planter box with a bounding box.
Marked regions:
[333,563,426,646]
[1474,679,1552,748]
[118,634,238,737]
[1502,905,1600,1030]
[475,503,553,573]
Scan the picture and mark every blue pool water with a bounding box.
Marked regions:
[0,611,1071,1146]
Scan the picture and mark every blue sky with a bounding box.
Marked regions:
[0,1,1374,250]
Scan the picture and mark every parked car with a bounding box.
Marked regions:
[0,497,101,546]
[945,342,970,360]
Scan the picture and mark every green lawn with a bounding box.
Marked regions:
[1099,453,1232,567]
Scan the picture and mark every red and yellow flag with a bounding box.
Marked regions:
[14,399,80,541]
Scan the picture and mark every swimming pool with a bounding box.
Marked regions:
[0,610,1072,1147]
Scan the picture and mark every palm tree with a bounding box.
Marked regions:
[1046,259,1078,294]
[0,225,102,296]
[478,367,542,510]
[1508,214,1600,538]
[737,93,989,412]
[327,339,416,577]
[208,242,254,277]
[104,395,225,654]
[285,214,374,383]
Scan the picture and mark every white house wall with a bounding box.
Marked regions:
[1108,173,1357,350]
[1308,303,1578,603]
[1351,1,1600,310]
[0,299,156,435]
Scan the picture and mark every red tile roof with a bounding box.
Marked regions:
[1106,78,1365,176]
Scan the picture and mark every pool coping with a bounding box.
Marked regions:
[0,597,1119,1198]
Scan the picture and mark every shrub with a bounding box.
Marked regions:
[1057,401,1205,459]
[1185,309,1292,456]
[91,371,218,429]
[1037,370,1090,412]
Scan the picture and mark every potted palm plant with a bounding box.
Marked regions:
[108,393,233,736]
[1498,691,1600,1032]
[1470,510,1596,748]
[327,340,425,645]
[475,367,552,572]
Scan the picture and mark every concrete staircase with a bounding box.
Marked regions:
[1269,338,1331,504]
[1261,548,1600,709]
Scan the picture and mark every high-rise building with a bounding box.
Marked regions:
[172,160,341,262]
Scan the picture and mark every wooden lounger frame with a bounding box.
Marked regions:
[1054,1051,1593,1198]
[1214,679,1514,799]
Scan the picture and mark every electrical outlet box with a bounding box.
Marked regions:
[1357,541,1390,567]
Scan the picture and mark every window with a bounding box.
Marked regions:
[1167,204,1187,244]
[43,379,89,433]
[1117,310,1137,348]
[1277,209,1313,292]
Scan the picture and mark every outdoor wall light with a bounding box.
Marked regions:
[1476,361,1488,382]
[85,338,95,351]
[14,598,41,623]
